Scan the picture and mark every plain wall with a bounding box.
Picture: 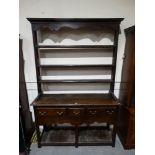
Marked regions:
[19,0,135,118]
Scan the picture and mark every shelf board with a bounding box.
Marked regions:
[36,45,115,49]
[40,127,112,146]
[42,91,109,95]
[38,79,113,83]
[38,64,114,69]
[79,128,112,144]
[41,129,75,145]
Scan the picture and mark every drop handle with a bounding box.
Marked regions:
[39,111,46,116]
[56,111,63,116]
[106,110,114,114]
[89,110,97,115]
[73,111,80,115]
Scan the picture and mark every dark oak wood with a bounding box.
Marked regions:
[27,18,124,31]
[32,93,119,107]
[110,29,119,92]
[28,18,123,147]
[32,93,119,147]
[27,18,124,22]
[117,26,135,149]
[34,106,41,148]
[117,106,135,149]
[32,30,42,93]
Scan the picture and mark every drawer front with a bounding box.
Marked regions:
[37,108,66,117]
[67,108,85,125]
[35,107,85,125]
[36,108,66,124]
[86,107,117,123]
[67,108,85,117]
[35,106,117,125]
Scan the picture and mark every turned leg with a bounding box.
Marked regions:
[106,123,110,130]
[112,124,116,147]
[36,125,41,148]
[75,126,79,148]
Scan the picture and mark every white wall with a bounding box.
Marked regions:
[19,0,135,117]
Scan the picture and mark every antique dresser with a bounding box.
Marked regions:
[27,18,124,147]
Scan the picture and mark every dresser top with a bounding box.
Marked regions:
[27,18,124,31]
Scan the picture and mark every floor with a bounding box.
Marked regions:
[29,136,135,155]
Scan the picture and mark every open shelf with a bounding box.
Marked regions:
[79,129,112,145]
[41,129,75,146]
[39,79,113,83]
[41,83,111,94]
[42,91,109,94]
[38,64,114,68]
[40,126,113,146]
[39,58,113,66]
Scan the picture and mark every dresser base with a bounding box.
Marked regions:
[32,93,118,148]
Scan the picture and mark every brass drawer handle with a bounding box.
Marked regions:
[89,110,97,115]
[106,110,114,114]
[39,111,46,116]
[73,111,80,115]
[56,111,64,116]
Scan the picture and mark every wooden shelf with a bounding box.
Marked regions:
[42,91,110,95]
[41,129,75,146]
[36,45,115,49]
[40,126,113,146]
[79,128,112,145]
[38,64,114,69]
[38,79,113,83]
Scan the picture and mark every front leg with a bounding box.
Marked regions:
[36,125,41,148]
[112,124,116,147]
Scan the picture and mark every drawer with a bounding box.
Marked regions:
[36,108,66,117]
[66,108,85,125]
[86,107,117,123]
[67,108,85,117]
[35,107,117,125]
[87,107,116,116]
[36,108,66,124]
[35,108,85,125]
